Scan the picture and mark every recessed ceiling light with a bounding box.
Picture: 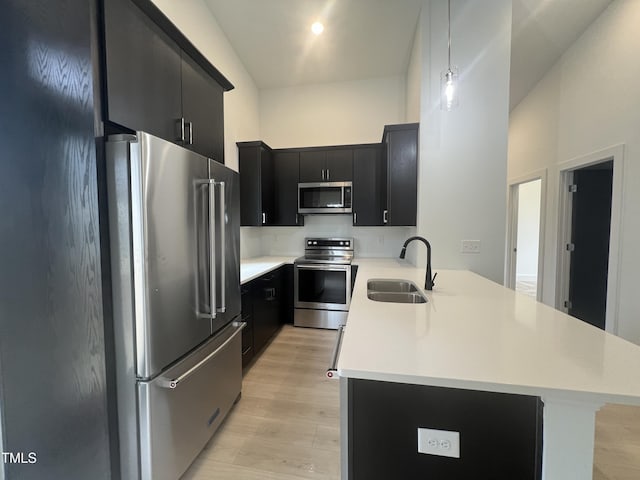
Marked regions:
[311,21,324,35]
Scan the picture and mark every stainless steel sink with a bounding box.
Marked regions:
[367,279,419,293]
[366,279,427,303]
[367,291,427,304]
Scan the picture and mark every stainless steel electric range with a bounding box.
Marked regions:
[294,237,354,330]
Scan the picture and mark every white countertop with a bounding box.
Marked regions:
[240,256,296,284]
[338,258,640,405]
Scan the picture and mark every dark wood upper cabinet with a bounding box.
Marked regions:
[352,146,385,226]
[238,142,274,226]
[299,148,353,182]
[326,149,353,182]
[299,150,326,182]
[103,0,182,142]
[383,123,418,226]
[103,0,232,161]
[181,53,225,162]
[273,151,304,226]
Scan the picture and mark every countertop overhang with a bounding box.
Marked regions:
[338,258,640,405]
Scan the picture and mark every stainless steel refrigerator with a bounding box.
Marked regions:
[106,132,243,480]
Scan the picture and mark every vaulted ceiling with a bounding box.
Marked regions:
[205,0,613,110]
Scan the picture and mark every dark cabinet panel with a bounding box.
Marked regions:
[299,149,353,182]
[1,0,112,478]
[384,124,418,226]
[273,151,303,226]
[282,264,295,324]
[325,149,353,181]
[241,265,292,371]
[241,285,254,368]
[103,0,182,141]
[352,147,385,226]
[103,0,232,160]
[299,150,326,182]
[181,53,224,162]
[238,142,274,226]
[349,379,542,480]
[252,269,283,355]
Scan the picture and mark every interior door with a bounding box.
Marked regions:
[134,133,211,378]
[567,163,613,329]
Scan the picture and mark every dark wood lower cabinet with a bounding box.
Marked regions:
[252,269,283,355]
[241,265,294,369]
[348,379,543,480]
[240,285,254,367]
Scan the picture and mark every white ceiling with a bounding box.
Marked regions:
[205,0,613,109]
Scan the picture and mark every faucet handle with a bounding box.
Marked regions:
[431,272,438,286]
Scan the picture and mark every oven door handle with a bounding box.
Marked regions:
[296,264,350,272]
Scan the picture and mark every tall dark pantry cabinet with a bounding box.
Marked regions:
[0,0,234,479]
[0,1,112,480]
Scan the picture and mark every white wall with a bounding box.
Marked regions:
[413,0,512,283]
[406,20,422,123]
[508,0,640,343]
[516,179,541,277]
[151,0,264,259]
[259,75,407,148]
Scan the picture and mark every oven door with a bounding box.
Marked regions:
[295,263,351,311]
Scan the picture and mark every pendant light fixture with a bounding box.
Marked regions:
[441,0,458,110]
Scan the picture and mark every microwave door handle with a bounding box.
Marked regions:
[217,181,226,313]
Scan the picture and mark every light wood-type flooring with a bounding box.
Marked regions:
[182,324,640,480]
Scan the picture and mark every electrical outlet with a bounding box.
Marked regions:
[461,240,481,254]
[417,428,460,458]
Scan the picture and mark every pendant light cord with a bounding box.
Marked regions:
[447,0,451,70]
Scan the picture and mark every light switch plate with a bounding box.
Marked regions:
[417,428,460,458]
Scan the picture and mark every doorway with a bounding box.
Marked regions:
[506,172,546,301]
[556,145,624,333]
[564,162,613,329]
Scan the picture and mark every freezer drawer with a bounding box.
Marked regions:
[137,322,244,480]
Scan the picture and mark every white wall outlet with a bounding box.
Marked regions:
[461,240,481,254]
[417,428,460,458]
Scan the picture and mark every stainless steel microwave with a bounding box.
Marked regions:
[298,181,352,214]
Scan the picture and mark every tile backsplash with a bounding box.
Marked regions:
[241,215,415,259]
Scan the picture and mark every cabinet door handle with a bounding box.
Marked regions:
[262,212,266,224]
[187,121,193,145]
[295,213,298,225]
[175,118,185,143]
[383,210,388,224]
[326,169,330,180]
[353,212,357,224]
[321,169,325,181]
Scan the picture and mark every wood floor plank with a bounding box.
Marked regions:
[182,324,640,480]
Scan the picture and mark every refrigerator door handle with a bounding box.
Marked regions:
[208,179,217,319]
[195,179,217,319]
[217,181,226,313]
[157,322,246,389]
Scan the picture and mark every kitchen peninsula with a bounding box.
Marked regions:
[338,259,640,480]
